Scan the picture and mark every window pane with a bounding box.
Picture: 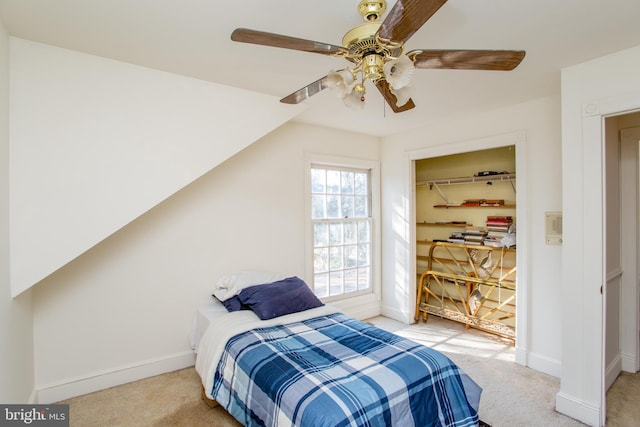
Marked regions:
[329,223,343,245]
[341,171,354,194]
[329,271,344,296]
[326,195,340,218]
[314,223,329,246]
[358,243,370,267]
[327,170,341,194]
[311,195,326,219]
[314,273,329,298]
[344,269,357,293]
[344,222,357,244]
[344,244,357,268]
[354,196,368,217]
[355,172,368,195]
[358,221,370,243]
[329,246,343,270]
[314,248,329,272]
[311,169,326,193]
[341,195,354,218]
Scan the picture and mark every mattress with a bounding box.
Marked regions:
[189,301,229,353]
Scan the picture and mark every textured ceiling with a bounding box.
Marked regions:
[2,0,640,136]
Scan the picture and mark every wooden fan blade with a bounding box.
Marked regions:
[377,0,447,44]
[374,79,416,113]
[408,49,526,70]
[231,28,348,56]
[280,75,329,104]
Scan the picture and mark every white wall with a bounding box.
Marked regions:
[0,20,35,404]
[33,122,380,402]
[9,38,303,297]
[558,44,640,426]
[380,95,564,376]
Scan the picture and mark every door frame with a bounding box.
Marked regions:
[406,130,529,364]
[567,95,640,426]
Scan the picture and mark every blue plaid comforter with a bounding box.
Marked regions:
[211,313,481,427]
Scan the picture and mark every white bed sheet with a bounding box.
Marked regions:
[189,301,229,353]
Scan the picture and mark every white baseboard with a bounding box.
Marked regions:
[37,351,196,404]
[514,346,527,367]
[556,391,602,426]
[620,350,638,373]
[331,293,382,321]
[606,354,622,391]
[527,351,562,378]
[380,303,412,324]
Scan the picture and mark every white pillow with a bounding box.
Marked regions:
[213,270,288,301]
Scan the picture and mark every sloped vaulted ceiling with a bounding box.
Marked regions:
[9,39,305,297]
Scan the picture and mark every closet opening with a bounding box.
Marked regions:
[409,134,527,355]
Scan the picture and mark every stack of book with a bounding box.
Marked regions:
[446,232,466,244]
[462,199,483,207]
[461,199,505,207]
[484,216,515,247]
[480,199,505,207]
[463,226,487,246]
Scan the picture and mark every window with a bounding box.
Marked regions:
[310,164,372,299]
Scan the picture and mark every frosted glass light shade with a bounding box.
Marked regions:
[383,55,415,89]
[343,91,365,110]
[391,86,412,106]
[327,69,355,98]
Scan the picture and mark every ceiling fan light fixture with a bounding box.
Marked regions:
[327,69,356,98]
[384,55,415,89]
[343,91,365,110]
[390,85,412,107]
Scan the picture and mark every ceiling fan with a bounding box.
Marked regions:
[231,0,525,113]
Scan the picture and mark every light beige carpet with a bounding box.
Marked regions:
[60,367,239,426]
[59,316,637,426]
[605,371,640,427]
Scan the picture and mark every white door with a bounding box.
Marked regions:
[619,126,640,374]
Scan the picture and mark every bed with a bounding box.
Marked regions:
[192,272,483,427]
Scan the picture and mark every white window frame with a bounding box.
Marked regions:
[305,153,380,303]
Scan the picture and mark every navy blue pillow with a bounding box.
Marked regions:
[216,295,247,312]
[237,276,324,320]
[212,294,251,312]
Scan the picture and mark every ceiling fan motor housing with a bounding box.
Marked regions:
[358,0,387,22]
[342,23,403,62]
